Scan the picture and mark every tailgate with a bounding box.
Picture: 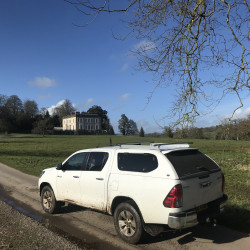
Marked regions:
[181,171,223,210]
[165,149,224,210]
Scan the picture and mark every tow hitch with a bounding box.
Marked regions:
[206,217,217,226]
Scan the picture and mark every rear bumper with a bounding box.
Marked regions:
[168,211,198,229]
[168,194,228,230]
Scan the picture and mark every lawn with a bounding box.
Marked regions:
[0,134,249,233]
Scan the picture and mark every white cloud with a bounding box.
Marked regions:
[119,63,129,72]
[37,93,51,100]
[47,100,66,115]
[120,93,131,101]
[83,98,94,109]
[134,40,156,52]
[113,104,125,111]
[225,107,250,120]
[194,106,250,128]
[29,77,57,88]
[136,119,163,133]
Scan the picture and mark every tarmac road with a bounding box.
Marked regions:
[0,162,249,250]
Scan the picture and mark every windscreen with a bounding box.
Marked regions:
[165,149,220,179]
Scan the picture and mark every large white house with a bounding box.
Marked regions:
[62,112,101,132]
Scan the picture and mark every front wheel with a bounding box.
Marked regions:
[41,186,59,214]
[114,202,144,244]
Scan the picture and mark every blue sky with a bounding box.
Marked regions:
[1,0,249,133]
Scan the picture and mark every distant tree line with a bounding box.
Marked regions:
[0,94,40,133]
[1,94,249,139]
[0,94,114,135]
[215,117,250,140]
[161,116,250,140]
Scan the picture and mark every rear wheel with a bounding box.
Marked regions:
[114,202,144,244]
[41,186,59,214]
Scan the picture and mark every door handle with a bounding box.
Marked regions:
[200,181,212,188]
[57,176,62,178]
[96,178,104,181]
[73,176,80,178]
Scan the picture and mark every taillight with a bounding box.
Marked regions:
[222,173,225,192]
[163,184,183,208]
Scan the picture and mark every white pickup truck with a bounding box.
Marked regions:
[39,142,227,244]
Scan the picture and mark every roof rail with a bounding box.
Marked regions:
[116,142,193,150]
[116,142,154,146]
[151,142,193,148]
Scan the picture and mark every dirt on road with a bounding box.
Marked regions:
[0,200,83,250]
[0,162,249,250]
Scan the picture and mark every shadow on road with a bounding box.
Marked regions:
[141,223,249,246]
[56,203,87,214]
[179,224,249,245]
[53,202,250,247]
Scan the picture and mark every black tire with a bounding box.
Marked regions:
[41,186,59,214]
[114,201,144,244]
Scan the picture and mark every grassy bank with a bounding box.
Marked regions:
[0,134,249,233]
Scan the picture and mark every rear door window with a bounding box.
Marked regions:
[165,150,220,179]
[85,152,109,171]
[118,153,158,173]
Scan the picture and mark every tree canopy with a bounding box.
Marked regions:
[53,99,76,125]
[0,94,39,133]
[139,126,145,137]
[66,0,250,126]
[87,105,113,132]
[118,114,138,135]
[87,105,108,117]
[24,100,39,118]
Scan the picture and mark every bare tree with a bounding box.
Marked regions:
[23,100,38,119]
[5,95,23,115]
[65,0,250,126]
[53,99,76,125]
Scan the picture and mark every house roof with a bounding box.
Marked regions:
[62,112,100,119]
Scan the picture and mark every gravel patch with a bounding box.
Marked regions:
[0,200,83,250]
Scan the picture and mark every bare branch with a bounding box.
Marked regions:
[65,0,250,127]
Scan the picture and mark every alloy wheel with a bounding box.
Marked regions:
[118,210,137,237]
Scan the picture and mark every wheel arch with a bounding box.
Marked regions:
[110,196,143,219]
[39,182,53,196]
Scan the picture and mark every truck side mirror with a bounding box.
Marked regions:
[56,163,62,170]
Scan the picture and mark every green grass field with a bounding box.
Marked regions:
[0,134,249,233]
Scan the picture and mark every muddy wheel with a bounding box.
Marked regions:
[114,202,144,244]
[41,186,59,214]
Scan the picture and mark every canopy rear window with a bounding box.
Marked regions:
[118,153,158,173]
[165,150,220,179]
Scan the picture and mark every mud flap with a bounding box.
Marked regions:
[143,224,165,236]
